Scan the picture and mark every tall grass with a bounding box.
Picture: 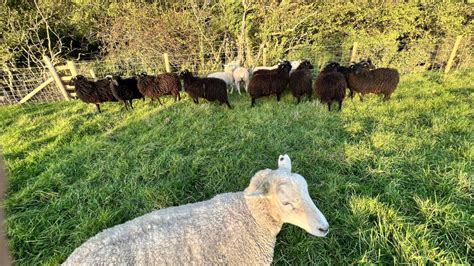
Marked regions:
[0,71,472,265]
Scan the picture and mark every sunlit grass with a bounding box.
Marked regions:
[0,71,472,265]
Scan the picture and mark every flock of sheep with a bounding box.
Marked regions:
[69,59,400,113]
[62,59,401,264]
[63,155,330,265]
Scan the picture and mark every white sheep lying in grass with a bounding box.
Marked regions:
[62,154,329,265]
[207,64,237,93]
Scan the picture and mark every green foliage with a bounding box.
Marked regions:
[0,71,472,265]
[0,1,472,71]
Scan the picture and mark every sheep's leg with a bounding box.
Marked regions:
[338,100,343,111]
[236,82,241,95]
[349,90,355,99]
[327,102,331,111]
[383,93,391,101]
[226,100,232,109]
[95,103,102,113]
[251,98,256,107]
[245,80,249,93]
[129,100,134,109]
[276,93,281,102]
[297,97,301,104]
[234,80,240,94]
[193,98,199,104]
[123,100,129,111]
[359,95,364,102]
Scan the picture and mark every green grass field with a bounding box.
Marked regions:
[0,71,472,265]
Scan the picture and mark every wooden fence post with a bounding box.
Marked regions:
[263,47,267,66]
[67,60,78,77]
[163,53,171,73]
[350,42,358,63]
[444,36,462,74]
[90,69,97,81]
[43,55,70,101]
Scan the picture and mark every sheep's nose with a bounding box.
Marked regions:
[318,227,329,235]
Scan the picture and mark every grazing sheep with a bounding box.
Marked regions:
[347,60,398,101]
[207,63,237,94]
[232,67,250,94]
[180,70,232,109]
[288,60,314,104]
[69,75,117,113]
[314,62,347,111]
[62,154,329,265]
[248,60,292,107]
[137,72,181,105]
[107,75,144,110]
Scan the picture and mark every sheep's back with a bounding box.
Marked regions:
[62,192,275,265]
[137,75,160,97]
[348,68,399,94]
[156,73,181,95]
[202,78,228,101]
[249,72,289,97]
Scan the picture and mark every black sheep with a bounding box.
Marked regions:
[137,72,181,105]
[337,59,375,99]
[347,61,399,101]
[108,75,144,110]
[179,70,232,109]
[248,60,292,107]
[313,62,347,111]
[69,75,117,113]
[288,60,314,104]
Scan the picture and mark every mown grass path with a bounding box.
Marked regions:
[0,72,472,264]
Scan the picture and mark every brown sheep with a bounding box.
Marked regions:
[179,70,232,109]
[288,60,313,104]
[313,62,347,111]
[137,72,181,105]
[248,60,292,107]
[347,61,398,101]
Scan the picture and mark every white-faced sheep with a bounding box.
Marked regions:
[62,154,329,265]
[288,60,314,104]
[347,60,399,101]
[248,60,292,107]
[107,75,144,110]
[314,62,347,111]
[69,75,118,113]
[137,72,181,105]
[180,70,232,109]
[207,63,237,94]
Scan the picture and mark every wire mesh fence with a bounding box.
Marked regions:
[1,38,472,106]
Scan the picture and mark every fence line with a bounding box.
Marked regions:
[1,38,472,106]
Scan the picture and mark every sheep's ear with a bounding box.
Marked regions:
[244,169,272,198]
